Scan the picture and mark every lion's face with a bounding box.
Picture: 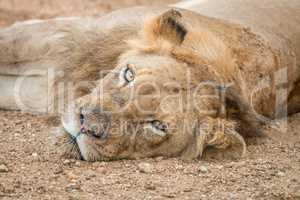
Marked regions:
[59,10,245,161]
[62,51,200,161]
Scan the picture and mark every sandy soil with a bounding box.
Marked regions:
[0,1,299,200]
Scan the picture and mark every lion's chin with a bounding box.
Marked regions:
[62,130,112,162]
[60,114,89,160]
[55,129,82,160]
[75,134,90,161]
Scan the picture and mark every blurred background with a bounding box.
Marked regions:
[0,0,178,27]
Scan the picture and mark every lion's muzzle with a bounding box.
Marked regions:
[78,107,111,140]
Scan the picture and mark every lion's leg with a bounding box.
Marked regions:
[0,19,82,112]
[182,117,246,160]
[0,16,139,113]
[0,73,49,112]
[201,117,246,159]
[0,18,85,75]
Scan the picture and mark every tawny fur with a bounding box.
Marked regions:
[0,3,299,161]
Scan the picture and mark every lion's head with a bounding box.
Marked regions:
[59,10,246,161]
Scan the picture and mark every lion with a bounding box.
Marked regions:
[0,0,299,161]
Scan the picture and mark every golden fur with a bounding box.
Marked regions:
[58,9,298,161]
[1,7,299,161]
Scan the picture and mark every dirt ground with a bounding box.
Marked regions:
[0,1,299,200]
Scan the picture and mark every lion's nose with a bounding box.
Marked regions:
[79,107,110,139]
[79,108,94,134]
[79,111,86,133]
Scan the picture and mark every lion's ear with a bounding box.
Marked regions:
[143,9,187,46]
[127,9,187,53]
[181,118,246,161]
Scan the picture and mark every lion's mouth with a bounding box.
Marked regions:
[61,109,170,161]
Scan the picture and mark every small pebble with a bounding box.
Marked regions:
[183,187,193,192]
[144,182,156,190]
[162,193,176,198]
[85,170,97,179]
[63,159,71,165]
[155,157,164,162]
[175,165,184,170]
[32,152,38,157]
[216,165,224,170]
[138,162,154,173]
[92,162,106,168]
[199,166,209,173]
[277,171,285,177]
[53,167,63,175]
[0,164,9,173]
[96,167,107,174]
[65,183,81,192]
[70,179,77,183]
[66,171,78,180]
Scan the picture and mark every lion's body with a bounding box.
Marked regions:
[176,0,300,117]
[0,1,300,161]
[1,1,299,115]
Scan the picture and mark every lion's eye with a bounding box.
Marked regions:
[151,120,168,132]
[124,65,135,83]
